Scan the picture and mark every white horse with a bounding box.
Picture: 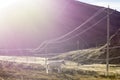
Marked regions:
[45,59,65,73]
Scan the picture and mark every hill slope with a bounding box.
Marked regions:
[50,29,120,64]
[37,0,120,54]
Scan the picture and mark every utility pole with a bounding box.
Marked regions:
[77,40,80,66]
[45,46,48,74]
[106,5,110,76]
[77,40,80,50]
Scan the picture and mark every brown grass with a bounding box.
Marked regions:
[0,61,119,80]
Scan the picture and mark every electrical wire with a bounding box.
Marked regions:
[33,8,106,51]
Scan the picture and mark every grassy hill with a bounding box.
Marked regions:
[50,29,120,64]
[49,47,104,64]
[49,46,120,64]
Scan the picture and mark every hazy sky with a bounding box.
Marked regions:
[78,0,120,11]
[0,0,57,48]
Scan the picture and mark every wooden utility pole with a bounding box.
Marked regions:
[45,46,48,74]
[77,40,80,50]
[77,40,80,66]
[106,5,110,76]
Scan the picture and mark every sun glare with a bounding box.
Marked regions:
[0,0,59,48]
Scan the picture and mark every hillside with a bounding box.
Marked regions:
[50,29,120,64]
[99,29,120,64]
[33,0,120,55]
[49,48,104,64]
[41,0,120,54]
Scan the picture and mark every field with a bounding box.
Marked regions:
[0,48,120,80]
[0,59,120,80]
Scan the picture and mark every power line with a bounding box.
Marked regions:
[103,46,120,49]
[33,8,106,51]
[46,9,115,44]
[86,55,120,61]
[48,8,106,42]
[33,37,89,52]
[34,15,107,52]
[53,16,107,43]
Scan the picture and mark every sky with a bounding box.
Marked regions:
[78,0,120,11]
[0,0,57,49]
[0,0,70,49]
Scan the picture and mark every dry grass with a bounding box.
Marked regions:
[0,61,119,80]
